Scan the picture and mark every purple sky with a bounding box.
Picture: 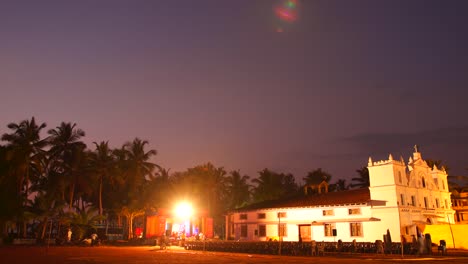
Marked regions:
[1,0,467,183]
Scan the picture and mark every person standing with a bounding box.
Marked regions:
[418,234,426,255]
[425,233,432,255]
[67,229,72,243]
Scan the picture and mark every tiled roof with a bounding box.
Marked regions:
[233,188,371,212]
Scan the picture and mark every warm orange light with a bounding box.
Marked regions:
[174,202,193,218]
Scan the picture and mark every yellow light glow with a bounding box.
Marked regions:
[174,202,193,218]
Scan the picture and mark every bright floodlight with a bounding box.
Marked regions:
[174,202,193,218]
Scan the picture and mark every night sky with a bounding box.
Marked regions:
[1,0,467,182]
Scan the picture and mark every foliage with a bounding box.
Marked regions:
[225,170,251,209]
[303,168,332,185]
[88,141,116,216]
[330,178,349,192]
[350,167,370,189]
[1,117,47,197]
[66,206,105,241]
[25,191,66,239]
[1,117,47,237]
[2,116,385,241]
[46,122,88,209]
[252,169,299,202]
[425,159,450,174]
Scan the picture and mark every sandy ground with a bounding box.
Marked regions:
[1,245,468,264]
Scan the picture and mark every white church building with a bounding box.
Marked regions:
[225,147,455,243]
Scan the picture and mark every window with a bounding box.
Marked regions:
[350,223,362,237]
[240,224,248,237]
[324,223,335,236]
[257,213,266,219]
[411,196,416,206]
[258,225,266,237]
[277,212,286,218]
[442,181,445,190]
[240,214,247,220]
[400,194,405,206]
[398,171,402,184]
[278,223,287,237]
[348,208,361,215]
[422,177,426,188]
[424,197,428,208]
[436,198,440,208]
[445,199,448,209]
[323,210,334,216]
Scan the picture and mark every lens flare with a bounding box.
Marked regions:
[275,0,299,23]
[274,0,300,32]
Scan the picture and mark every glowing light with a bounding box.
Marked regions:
[174,202,193,218]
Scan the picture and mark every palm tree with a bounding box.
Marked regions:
[350,167,370,189]
[88,141,115,217]
[122,138,157,194]
[425,159,450,173]
[187,163,227,216]
[47,122,85,158]
[26,191,66,240]
[252,169,298,202]
[1,117,47,237]
[225,170,251,209]
[69,150,93,210]
[0,145,26,239]
[331,178,349,192]
[46,122,86,209]
[65,205,105,241]
[1,117,47,199]
[119,138,157,239]
[101,146,129,228]
[143,167,172,209]
[303,168,332,185]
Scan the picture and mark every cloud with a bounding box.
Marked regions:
[341,126,468,175]
[342,126,468,151]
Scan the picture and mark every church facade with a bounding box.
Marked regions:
[225,147,455,243]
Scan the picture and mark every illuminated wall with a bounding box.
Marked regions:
[226,148,457,245]
[368,150,455,242]
[424,224,468,249]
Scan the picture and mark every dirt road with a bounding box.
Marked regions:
[1,246,467,264]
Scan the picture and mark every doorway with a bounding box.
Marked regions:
[298,224,311,242]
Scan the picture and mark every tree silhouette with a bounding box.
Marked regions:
[252,169,298,202]
[47,122,87,209]
[88,141,116,217]
[425,159,450,174]
[350,167,370,189]
[225,170,251,209]
[303,168,332,185]
[1,117,47,237]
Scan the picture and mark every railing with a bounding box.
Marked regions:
[184,241,412,256]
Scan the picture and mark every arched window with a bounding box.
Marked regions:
[422,177,426,188]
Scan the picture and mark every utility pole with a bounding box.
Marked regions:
[278,212,282,256]
[448,214,455,248]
